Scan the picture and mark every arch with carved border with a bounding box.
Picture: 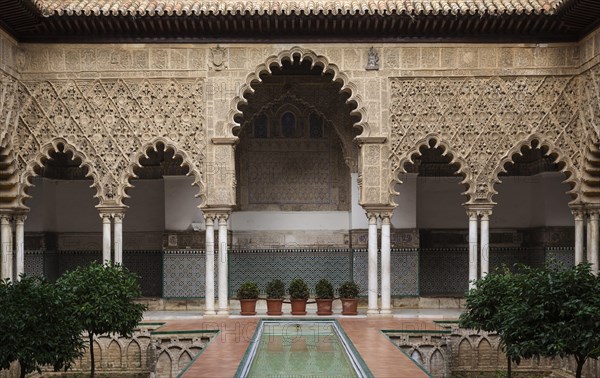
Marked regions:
[390,133,475,206]
[226,46,370,139]
[17,138,102,208]
[490,134,581,204]
[119,137,206,207]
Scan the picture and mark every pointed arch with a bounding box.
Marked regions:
[119,137,206,206]
[17,138,102,208]
[491,134,581,203]
[126,339,142,369]
[390,133,474,205]
[226,46,370,138]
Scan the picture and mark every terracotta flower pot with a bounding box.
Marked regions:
[266,298,284,315]
[290,299,307,315]
[239,299,258,315]
[341,298,358,315]
[316,298,333,315]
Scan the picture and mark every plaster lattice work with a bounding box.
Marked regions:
[389,72,595,205]
[11,77,206,208]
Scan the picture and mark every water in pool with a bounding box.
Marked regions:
[246,322,359,377]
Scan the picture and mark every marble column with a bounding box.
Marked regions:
[15,214,26,280]
[113,213,124,264]
[380,214,392,316]
[590,210,599,274]
[204,215,216,316]
[572,207,585,265]
[587,213,593,264]
[101,213,112,263]
[468,210,478,290]
[217,213,229,316]
[367,213,379,315]
[0,214,13,281]
[480,211,490,278]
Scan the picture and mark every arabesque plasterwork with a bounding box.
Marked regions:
[0,34,599,211]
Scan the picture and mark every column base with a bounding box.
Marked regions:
[217,309,230,316]
[203,310,217,316]
[379,309,393,317]
[366,309,380,316]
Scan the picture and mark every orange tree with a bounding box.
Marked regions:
[57,262,146,378]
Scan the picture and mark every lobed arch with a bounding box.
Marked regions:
[17,138,102,208]
[490,134,581,204]
[119,137,206,207]
[390,133,474,206]
[226,46,370,139]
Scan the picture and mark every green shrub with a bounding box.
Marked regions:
[237,281,260,299]
[338,281,360,298]
[266,279,285,299]
[288,278,309,300]
[315,279,334,299]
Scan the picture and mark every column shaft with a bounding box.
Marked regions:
[15,215,25,280]
[0,215,13,281]
[204,216,216,316]
[101,214,112,263]
[480,213,490,278]
[380,215,392,315]
[573,209,585,265]
[367,214,379,315]
[587,216,593,263]
[113,214,123,264]
[468,212,478,290]
[591,211,599,274]
[217,214,229,315]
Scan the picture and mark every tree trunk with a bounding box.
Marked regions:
[89,332,95,378]
[575,356,586,378]
[507,358,512,378]
[19,361,26,378]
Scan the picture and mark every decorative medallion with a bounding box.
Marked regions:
[209,46,228,71]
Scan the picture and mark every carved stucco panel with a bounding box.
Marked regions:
[10,77,206,207]
[389,72,594,204]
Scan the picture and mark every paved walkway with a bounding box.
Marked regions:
[150,312,459,378]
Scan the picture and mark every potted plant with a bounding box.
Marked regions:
[338,281,360,315]
[315,279,334,315]
[266,279,285,316]
[288,278,309,315]
[237,281,260,315]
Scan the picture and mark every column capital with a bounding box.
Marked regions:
[464,204,494,218]
[113,213,125,222]
[97,204,127,216]
[570,204,586,220]
[363,205,395,221]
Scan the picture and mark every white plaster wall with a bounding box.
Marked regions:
[123,180,165,232]
[163,176,204,231]
[26,178,166,233]
[26,178,98,232]
[416,176,467,229]
[492,172,572,228]
[392,173,417,228]
[230,211,349,231]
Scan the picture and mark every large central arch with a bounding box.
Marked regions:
[225,47,371,140]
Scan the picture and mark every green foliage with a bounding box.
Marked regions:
[460,263,600,378]
[288,278,309,300]
[237,281,260,299]
[266,279,285,299]
[0,276,85,378]
[57,262,147,377]
[337,281,360,298]
[315,279,334,299]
